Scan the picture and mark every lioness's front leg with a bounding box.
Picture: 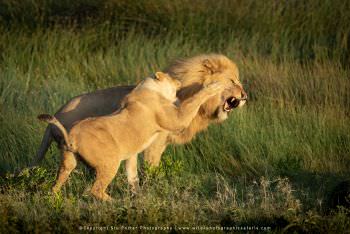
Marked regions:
[157,81,224,131]
[125,154,139,194]
[143,132,168,167]
[143,82,223,168]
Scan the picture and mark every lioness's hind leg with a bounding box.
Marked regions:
[91,160,120,201]
[52,151,77,193]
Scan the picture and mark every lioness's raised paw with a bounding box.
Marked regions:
[204,81,224,94]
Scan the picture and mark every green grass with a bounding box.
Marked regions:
[1,0,350,233]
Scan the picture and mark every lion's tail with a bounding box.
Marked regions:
[38,114,71,151]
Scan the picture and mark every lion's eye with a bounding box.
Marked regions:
[231,80,238,85]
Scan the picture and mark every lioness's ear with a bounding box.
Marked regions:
[155,72,166,81]
[174,80,182,89]
[202,59,215,74]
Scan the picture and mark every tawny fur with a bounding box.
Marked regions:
[145,54,247,164]
[35,54,247,168]
[38,72,224,201]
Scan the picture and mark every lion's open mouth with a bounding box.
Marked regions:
[223,97,241,112]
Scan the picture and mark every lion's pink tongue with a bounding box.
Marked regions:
[224,102,231,112]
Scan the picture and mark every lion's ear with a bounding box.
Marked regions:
[202,59,216,74]
[155,72,166,81]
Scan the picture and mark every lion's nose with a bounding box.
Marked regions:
[241,90,248,100]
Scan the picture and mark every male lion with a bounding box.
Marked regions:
[34,54,247,167]
[38,72,224,201]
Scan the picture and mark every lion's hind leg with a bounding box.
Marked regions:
[52,150,77,193]
[32,125,53,167]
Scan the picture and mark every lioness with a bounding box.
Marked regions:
[38,72,224,201]
[35,54,247,168]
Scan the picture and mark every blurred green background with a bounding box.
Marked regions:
[0,0,349,232]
